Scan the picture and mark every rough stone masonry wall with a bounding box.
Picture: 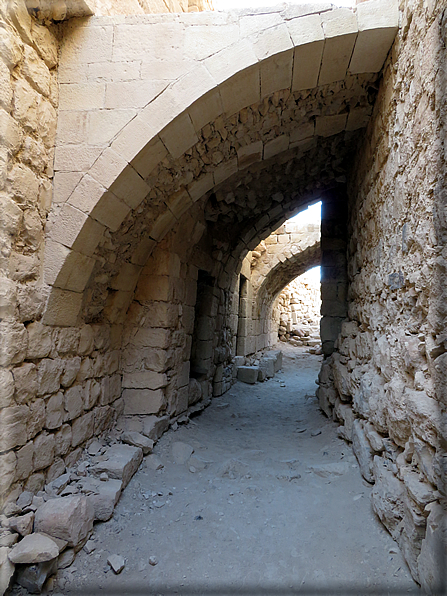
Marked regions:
[238,221,320,354]
[0,4,126,512]
[275,273,321,339]
[318,1,446,590]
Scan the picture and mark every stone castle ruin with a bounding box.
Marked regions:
[0,0,446,592]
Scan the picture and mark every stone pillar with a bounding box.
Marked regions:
[320,189,348,356]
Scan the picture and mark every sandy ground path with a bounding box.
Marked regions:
[55,346,418,595]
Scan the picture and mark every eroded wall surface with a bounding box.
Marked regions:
[317,1,446,590]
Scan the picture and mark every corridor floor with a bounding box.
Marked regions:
[57,346,418,595]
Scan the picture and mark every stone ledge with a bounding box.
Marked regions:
[25,0,94,22]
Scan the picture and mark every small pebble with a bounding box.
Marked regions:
[100,473,109,482]
[148,556,158,566]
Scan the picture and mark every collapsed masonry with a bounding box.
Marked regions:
[0,0,446,593]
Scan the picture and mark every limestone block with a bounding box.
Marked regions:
[149,210,177,243]
[131,136,167,180]
[8,533,58,565]
[204,39,257,87]
[169,65,216,122]
[53,424,72,457]
[349,0,398,74]
[83,379,100,411]
[0,369,14,409]
[0,545,15,593]
[122,388,165,416]
[31,21,58,69]
[219,65,260,118]
[141,415,169,441]
[34,495,94,547]
[78,325,94,355]
[0,194,22,239]
[237,366,259,384]
[8,512,34,538]
[371,456,405,539]
[92,444,143,488]
[26,399,45,441]
[0,405,29,451]
[288,14,324,91]
[64,385,84,420]
[121,431,154,455]
[109,165,150,211]
[352,419,374,482]
[33,432,55,471]
[122,371,167,390]
[237,141,263,170]
[0,107,22,154]
[60,357,81,389]
[15,441,34,481]
[71,411,95,447]
[418,502,447,593]
[0,22,23,70]
[316,113,348,137]
[405,389,440,448]
[160,113,198,160]
[45,392,64,430]
[21,45,51,98]
[85,478,123,521]
[36,358,62,396]
[0,321,27,367]
[319,9,357,85]
[26,321,52,359]
[94,405,115,435]
[259,357,275,379]
[188,87,223,132]
[112,22,183,62]
[0,60,12,111]
[0,451,16,497]
[41,287,83,327]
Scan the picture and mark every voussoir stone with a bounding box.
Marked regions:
[34,495,94,547]
[8,532,59,564]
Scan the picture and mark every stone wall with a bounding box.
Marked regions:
[275,272,321,342]
[236,220,320,355]
[317,1,446,590]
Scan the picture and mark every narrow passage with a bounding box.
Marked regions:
[59,347,417,595]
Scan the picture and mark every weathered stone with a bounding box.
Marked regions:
[12,362,37,403]
[45,392,64,430]
[142,415,170,441]
[71,411,95,447]
[8,512,34,537]
[172,441,194,464]
[351,419,374,483]
[237,366,259,384]
[107,553,125,574]
[57,547,75,569]
[84,478,122,521]
[16,557,58,593]
[91,444,143,488]
[32,432,55,471]
[0,546,15,595]
[371,456,405,540]
[34,496,94,547]
[121,431,154,455]
[8,533,58,564]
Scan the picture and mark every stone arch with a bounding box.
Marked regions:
[254,241,321,348]
[43,1,398,325]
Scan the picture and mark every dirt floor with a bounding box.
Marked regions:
[32,346,419,595]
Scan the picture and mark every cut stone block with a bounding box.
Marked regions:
[352,419,374,483]
[82,477,123,522]
[259,357,275,379]
[121,431,154,455]
[91,444,143,488]
[142,415,170,441]
[34,496,94,548]
[237,366,259,384]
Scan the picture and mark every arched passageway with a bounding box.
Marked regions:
[1,0,445,592]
